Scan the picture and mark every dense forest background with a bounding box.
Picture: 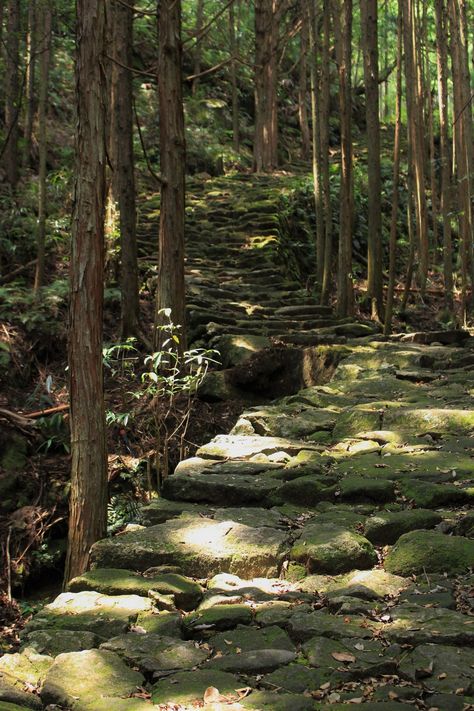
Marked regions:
[1,0,474,628]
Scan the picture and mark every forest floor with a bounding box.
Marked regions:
[1,172,474,710]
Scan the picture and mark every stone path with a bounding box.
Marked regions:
[2,175,474,710]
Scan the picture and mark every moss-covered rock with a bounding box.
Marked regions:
[90,516,289,579]
[209,624,295,654]
[399,478,471,508]
[68,568,202,611]
[384,530,474,575]
[22,630,100,656]
[99,633,208,674]
[339,476,395,503]
[151,669,240,706]
[290,523,377,574]
[364,509,442,544]
[182,603,252,636]
[40,649,144,709]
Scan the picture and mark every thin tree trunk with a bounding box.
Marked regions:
[308,0,324,289]
[34,0,52,294]
[24,0,37,170]
[154,0,186,351]
[403,0,429,296]
[64,0,107,584]
[320,0,332,305]
[333,0,353,316]
[449,0,474,324]
[435,0,453,310]
[298,2,311,161]
[111,0,139,337]
[361,0,382,319]
[192,0,204,95]
[253,0,283,172]
[4,0,20,187]
[229,0,240,152]
[384,2,402,335]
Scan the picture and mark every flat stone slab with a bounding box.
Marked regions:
[384,604,474,645]
[209,624,295,654]
[287,609,379,643]
[0,679,43,709]
[151,669,241,706]
[183,604,253,636]
[23,591,152,640]
[384,530,474,575]
[291,523,377,574]
[162,469,281,505]
[364,509,443,545]
[208,648,296,673]
[40,649,144,709]
[302,636,400,678]
[300,569,409,599]
[90,516,289,578]
[399,643,474,693]
[197,434,321,459]
[100,633,208,675]
[0,649,53,689]
[339,476,395,503]
[398,478,471,508]
[68,568,202,611]
[21,630,101,656]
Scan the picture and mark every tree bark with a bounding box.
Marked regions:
[384,1,402,335]
[333,0,353,316]
[403,0,429,296]
[64,0,107,584]
[320,0,332,305]
[361,0,382,319]
[308,0,324,290]
[298,2,310,161]
[253,0,284,172]
[154,0,186,351]
[34,0,52,294]
[448,0,474,324]
[24,0,37,170]
[435,0,453,310]
[229,0,240,152]
[110,0,139,337]
[4,0,20,187]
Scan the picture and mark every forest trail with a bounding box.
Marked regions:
[2,175,474,710]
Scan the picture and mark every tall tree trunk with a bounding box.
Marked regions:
[320,0,332,305]
[192,0,204,94]
[33,0,52,294]
[253,0,283,172]
[435,0,453,310]
[229,0,240,152]
[403,0,429,296]
[110,0,139,337]
[308,0,324,290]
[64,0,107,584]
[154,0,186,350]
[4,0,20,187]
[298,3,310,161]
[361,0,382,319]
[333,0,353,316]
[384,1,402,335]
[449,0,474,324]
[23,0,37,170]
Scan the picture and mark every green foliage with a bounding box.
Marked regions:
[36,413,70,454]
[107,493,143,535]
[0,280,68,338]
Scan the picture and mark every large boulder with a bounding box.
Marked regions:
[384,530,474,576]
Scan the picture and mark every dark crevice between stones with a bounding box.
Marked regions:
[198,344,350,403]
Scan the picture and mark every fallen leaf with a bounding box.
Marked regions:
[328,692,341,703]
[203,686,222,704]
[437,672,447,679]
[388,691,399,700]
[320,682,331,690]
[331,652,356,663]
[354,643,365,651]
[347,698,363,704]
[236,687,252,699]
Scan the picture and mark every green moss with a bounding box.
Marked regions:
[385,530,474,575]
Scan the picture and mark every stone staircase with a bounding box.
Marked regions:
[1,174,474,710]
